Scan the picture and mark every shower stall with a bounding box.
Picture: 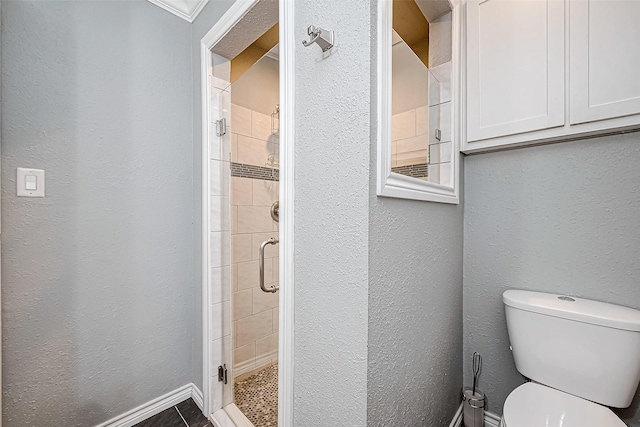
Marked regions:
[208,45,281,426]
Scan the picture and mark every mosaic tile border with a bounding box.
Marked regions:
[392,163,429,178]
[231,162,279,181]
[233,162,428,180]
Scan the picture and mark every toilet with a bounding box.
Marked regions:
[501,290,640,427]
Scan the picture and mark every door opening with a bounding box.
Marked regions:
[200,1,294,425]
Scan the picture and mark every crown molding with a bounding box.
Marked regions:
[266,44,279,61]
[147,0,209,23]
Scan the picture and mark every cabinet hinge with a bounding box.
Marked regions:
[218,364,228,384]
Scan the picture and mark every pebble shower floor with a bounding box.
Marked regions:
[234,363,278,426]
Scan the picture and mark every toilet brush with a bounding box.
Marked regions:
[472,352,481,395]
[463,352,484,427]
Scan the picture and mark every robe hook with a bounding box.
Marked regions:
[302,25,334,52]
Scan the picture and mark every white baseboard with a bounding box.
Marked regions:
[95,383,203,427]
[192,385,204,411]
[484,411,501,427]
[449,403,464,427]
[448,403,501,427]
[233,350,278,378]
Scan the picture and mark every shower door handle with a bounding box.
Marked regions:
[259,237,279,293]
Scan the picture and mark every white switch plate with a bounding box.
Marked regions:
[17,168,45,197]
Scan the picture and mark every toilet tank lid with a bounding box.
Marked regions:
[503,290,640,332]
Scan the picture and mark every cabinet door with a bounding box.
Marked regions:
[466,0,565,143]
[570,0,640,125]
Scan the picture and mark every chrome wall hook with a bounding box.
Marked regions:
[302,25,334,52]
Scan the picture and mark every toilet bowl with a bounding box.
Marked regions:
[500,383,626,427]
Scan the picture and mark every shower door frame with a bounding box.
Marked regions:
[200,0,295,425]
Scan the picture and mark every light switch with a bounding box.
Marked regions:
[17,168,45,197]
[25,175,37,190]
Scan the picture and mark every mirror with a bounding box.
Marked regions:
[392,31,435,182]
[377,0,459,203]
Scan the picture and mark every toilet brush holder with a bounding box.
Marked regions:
[462,387,485,427]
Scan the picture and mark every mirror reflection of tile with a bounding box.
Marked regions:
[391,7,453,186]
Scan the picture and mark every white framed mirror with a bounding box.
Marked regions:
[376,0,460,204]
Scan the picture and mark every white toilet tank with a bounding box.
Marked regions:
[503,290,640,408]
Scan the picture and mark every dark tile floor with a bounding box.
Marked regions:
[133,398,213,427]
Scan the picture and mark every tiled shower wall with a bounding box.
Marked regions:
[428,11,454,187]
[230,103,280,378]
[391,61,452,185]
[391,105,429,173]
[391,62,453,185]
[427,61,453,188]
[208,54,233,412]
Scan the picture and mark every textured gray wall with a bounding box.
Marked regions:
[2,2,195,425]
[368,189,464,426]
[368,2,464,424]
[463,133,640,426]
[190,0,235,394]
[293,1,371,425]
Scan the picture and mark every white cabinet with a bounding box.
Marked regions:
[465,0,565,143]
[463,0,640,153]
[570,0,640,125]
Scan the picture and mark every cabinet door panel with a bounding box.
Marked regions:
[570,0,640,124]
[466,0,565,142]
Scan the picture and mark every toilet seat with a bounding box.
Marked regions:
[501,382,626,427]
